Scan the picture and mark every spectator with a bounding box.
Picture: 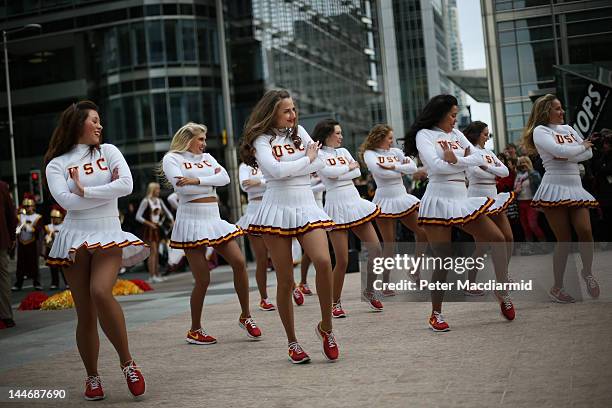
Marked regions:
[504,143,518,160]
[514,156,546,252]
[0,181,17,329]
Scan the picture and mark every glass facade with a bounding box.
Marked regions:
[491,0,612,143]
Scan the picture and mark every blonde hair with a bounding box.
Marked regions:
[158,122,208,187]
[240,89,300,168]
[146,182,160,198]
[517,155,533,171]
[169,122,208,153]
[359,124,393,161]
[521,94,558,155]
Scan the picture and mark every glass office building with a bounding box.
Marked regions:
[482,0,612,146]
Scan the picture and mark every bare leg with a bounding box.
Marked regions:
[375,217,396,285]
[248,235,269,300]
[184,248,210,330]
[351,222,382,293]
[215,240,251,318]
[297,229,333,332]
[421,225,452,312]
[328,230,348,303]
[262,235,296,342]
[63,248,99,376]
[89,247,132,365]
[147,241,159,279]
[569,207,594,276]
[543,208,572,288]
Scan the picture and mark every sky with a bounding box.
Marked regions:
[455,0,491,127]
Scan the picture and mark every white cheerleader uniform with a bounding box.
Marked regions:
[310,174,325,209]
[531,124,597,208]
[318,146,380,229]
[466,146,516,215]
[236,162,266,230]
[363,147,420,218]
[45,144,149,266]
[248,125,334,236]
[416,128,492,225]
[163,151,243,248]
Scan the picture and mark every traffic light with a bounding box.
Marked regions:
[222,129,228,145]
[29,169,44,204]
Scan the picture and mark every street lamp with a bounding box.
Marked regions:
[3,23,42,206]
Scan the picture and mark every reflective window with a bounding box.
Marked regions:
[500,46,519,84]
[165,20,178,62]
[153,93,169,137]
[132,23,147,66]
[147,20,164,63]
[182,20,197,62]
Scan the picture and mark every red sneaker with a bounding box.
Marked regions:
[549,287,575,303]
[121,360,145,398]
[259,298,276,311]
[239,316,262,340]
[332,301,347,318]
[316,322,339,362]
[582,274,600,298]
[186,328,217,345]
[428,311,450,332]
[362,290,384,312]
[293,287,304,306]
[288,341,310,364]
[84,375,104,401]
[298,282,313,295]
[499,294,516,321]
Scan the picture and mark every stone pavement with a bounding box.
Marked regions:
[0,254,611,407]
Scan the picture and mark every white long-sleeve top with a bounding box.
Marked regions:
[363,147,417,188]
[253,125,325,189]
[135,197,174,225]
[46,144,133,220]
[317,147,361,190]
[534,124,593,175]
[162,151,230,203]
[416,128,485,183]
[466,146,509,185]
[239,163,266,201]
[167,192,179,210]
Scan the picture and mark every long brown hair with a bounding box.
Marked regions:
[359,124,393,161]
[462,120,488,146]
[44,100,101,165]
[239,89,301,168]
[521,94,558,155]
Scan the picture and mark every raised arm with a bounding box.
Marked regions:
[162,154,214,194]
[480,153,509,177]
[83,144,133,199]
[534,126,587,158]
[239,164,265,192]
[455,132,486,167]
[391,149,418,175]
[253,137,311,179]
[45,160,110,211]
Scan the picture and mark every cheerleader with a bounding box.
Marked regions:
[313,119,383,316]
[136,182,174,283]
[162,122,262,345]
[404,95,515,331]
[361,124,428,293]
[240,89,338,363]
[12,196,43,291]
[520,94,599,302]
[464,121,515,295]
[236,161,276,311]
[44,205,68,289]
[44,100,149,400]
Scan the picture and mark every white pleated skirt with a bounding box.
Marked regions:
[467,184,516,215]
[170,202,244,249]
[372,184,420,218]
[324,185,380,230]
[47,217,149,267]
[236,200,261,230]
[531,173,598,208]
[247,185,335,236]
[418,181,493,226]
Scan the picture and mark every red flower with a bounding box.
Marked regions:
[18,291,50,311]
[129,279,153,292]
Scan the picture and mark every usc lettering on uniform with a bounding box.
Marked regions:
[272,144,306,158]
[436,140,461,150]
[326,157,348,166]
[484,155,494,164]
[69,157,109,175]
[377,156,400,164]
[554,133,578,144]
[183,160,213,169]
